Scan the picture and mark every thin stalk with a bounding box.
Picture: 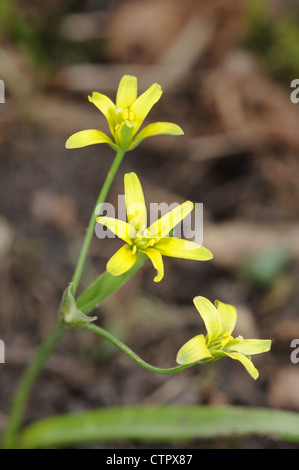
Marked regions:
[2,324,65,449]
[71,149,125,296]
[85,323,193,375]
[2,149,125,448]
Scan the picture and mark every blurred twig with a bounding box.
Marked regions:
[53,14,214,93]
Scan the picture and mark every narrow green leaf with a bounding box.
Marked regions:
[76,253,146,314]
[19,405,299,449]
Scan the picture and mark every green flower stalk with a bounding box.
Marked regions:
[96,172,213,282]
[176,296,271,379]
[65,75,184,152]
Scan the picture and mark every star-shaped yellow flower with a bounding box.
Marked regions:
[176,296,271,379]
[96,172,213,282]
[65,75,183,152]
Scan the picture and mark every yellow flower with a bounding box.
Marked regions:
[96,172,213,282]
[65,75,183,152]
[176,296,271,379]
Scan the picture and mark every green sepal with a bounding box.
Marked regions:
[59,284,97,328]
[116,123,135,151]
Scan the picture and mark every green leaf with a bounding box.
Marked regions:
[19,405,299,449]
[238,243,292,285]
[76,253,146,314]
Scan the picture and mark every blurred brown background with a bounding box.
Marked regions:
[1,0,299,448]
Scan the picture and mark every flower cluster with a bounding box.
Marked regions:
[66,74,271,379]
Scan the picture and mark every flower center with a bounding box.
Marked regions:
[221,334,244,348]
[131,228,156,254]
[115,108,135,131]
[209,332,244,350]
[220,334,234,347]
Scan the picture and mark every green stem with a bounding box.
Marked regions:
[2,324,65,449]
[71,149,125,296]
[85,323,192,375]
[2,150,125,449]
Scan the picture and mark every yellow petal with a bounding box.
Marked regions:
[65,129,115,149]
[96,216,135,244]
[107,244,138,276]
[130,122,184,150]
[141,247,164,282]
[88,92,116,136]
[116,75,137,110]
[176,334,213,365]
[227,339,271,356]
[193,296,221,345]
[222,351,259,379]
[154,238,213,261]
[124,172,147,232]
[148,201,193,240]
[214,300,237,337]
[130,83,162,134]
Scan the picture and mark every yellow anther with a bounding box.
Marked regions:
[122,109,129,120]
[132,245,137,255]
[119,109,134,122]
[220,334,233,347]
